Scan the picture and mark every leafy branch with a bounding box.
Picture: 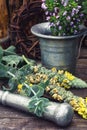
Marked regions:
[23,83,49,117]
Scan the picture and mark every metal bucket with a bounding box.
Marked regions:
[31,22,86,73]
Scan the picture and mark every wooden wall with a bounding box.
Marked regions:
[0,0,23,38]
[0,0,9,38]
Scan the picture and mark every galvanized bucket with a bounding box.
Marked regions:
[31,22,87,73]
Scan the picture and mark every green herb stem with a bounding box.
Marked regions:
[24,83,37,97]
[7,71,16,78]
[22,55,31,65]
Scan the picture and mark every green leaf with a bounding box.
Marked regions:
[2,55,23,68]
[71,78,87,88]
[35,86,45,98]
[29,84,45,98]
[22,85,32,97]
[0,63,7,77]
[0,46,4,61]
[39,79,50,89]
[3,78,17,92]
[4,46,16,55]
[19,64,33,74]
[28,97,49,117]
[22,55,36,66]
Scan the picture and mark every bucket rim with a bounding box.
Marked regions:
[31,22,87,40]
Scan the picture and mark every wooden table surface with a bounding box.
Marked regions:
[0,47,87,130]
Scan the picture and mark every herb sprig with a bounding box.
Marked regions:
[20,83,49,117]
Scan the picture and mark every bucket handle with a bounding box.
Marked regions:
[77,32,87,59]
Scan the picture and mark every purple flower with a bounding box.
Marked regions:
[56,21,60,25]
[77,19,80,22]
[72,8,76,13]
[53,13,57,16]
[42,0,45,2]
[63,11,67,16]
[61,0,64,4]
[50,22,55,27]
[66,16,71,20]
[59,26,62,30]
[74,30,78,34]
[45,11,49,15]
[46,16,50,21]
[75,9,79,14]
[77,6,81,9]
[71,11,75,16]
[54,7,59,13]
[80,13,84,17]
[56,15,59,19]
[41,0,85,36]
[50,12,52,15]
[70,22,74,26]
[41,3,47,10]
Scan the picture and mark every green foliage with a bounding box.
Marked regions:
[0,47,3,61]
[42,0,86,36]
[28,97,49,117]
[3,46,16,55]
[23,83,45,98]
[3,78,18,92]
[0,46,35,92]
[23,83,49,117]
[71,78,87,88]
[0,46,16,59]
[82,0,87,16]
[0,63,8,77]
[2,55,23,68]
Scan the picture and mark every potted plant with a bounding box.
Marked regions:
[31,0,87,74]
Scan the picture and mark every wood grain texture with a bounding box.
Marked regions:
[0,47,87,130]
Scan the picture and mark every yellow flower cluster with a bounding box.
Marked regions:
[59,71,75,89]
[17,84,23,93]
[17,83,33,92]
[57,70,64,75]
[26,73,48,84]
[46,87,63,101]
[46,84,87,119]
[50,70,75,89]
[51,69,75,89]
[70,97,87,119]
[64,71,75,81]
[50,76,58,85]
[61,78,70,89]
[51,67,57,72]
[52,93,63,101]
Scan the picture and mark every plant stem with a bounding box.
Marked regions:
[24,83,37,97]
[22,55,31,65]
[7,71,16,78]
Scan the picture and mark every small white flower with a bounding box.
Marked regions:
[63,11,67,16]
[59,26,62,30]
[66,16,71,20]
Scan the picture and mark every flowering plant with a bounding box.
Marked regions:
[41,0,87,36]
[17,64,87,119]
